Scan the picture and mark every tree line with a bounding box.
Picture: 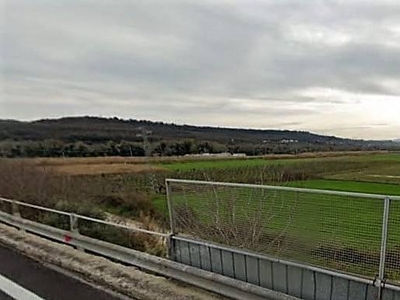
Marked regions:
[1,138,394,158]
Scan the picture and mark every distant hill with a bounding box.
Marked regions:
[0,116,398,157]
[0,116,361,143]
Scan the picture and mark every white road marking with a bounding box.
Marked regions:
[0,274,45,300]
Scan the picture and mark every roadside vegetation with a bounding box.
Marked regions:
[0,159,166,255]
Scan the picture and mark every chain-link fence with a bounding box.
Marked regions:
[166,179,400,284]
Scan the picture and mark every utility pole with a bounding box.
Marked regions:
[142,128,151,158]
[140,126,157,193]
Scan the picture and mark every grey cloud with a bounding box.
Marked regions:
[1,0,400,139]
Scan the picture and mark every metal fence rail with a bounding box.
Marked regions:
[386,198,400,287]
[0,196,298,300]
[166,179,400,295]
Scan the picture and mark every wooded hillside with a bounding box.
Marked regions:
[0,117,398,157]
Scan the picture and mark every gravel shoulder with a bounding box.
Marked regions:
[0,223,226,300]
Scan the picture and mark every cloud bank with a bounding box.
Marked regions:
[2,0,400,139]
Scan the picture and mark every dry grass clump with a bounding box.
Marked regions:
[16,154,248,168]
[51,163,166,175]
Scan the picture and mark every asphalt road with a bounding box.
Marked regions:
[0,290,13,300]
[0,244,128,300]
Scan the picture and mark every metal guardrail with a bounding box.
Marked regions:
[0,196,298,300]
[0,196,169,238]
[173,235,374,286]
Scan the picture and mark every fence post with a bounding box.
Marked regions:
[166,179,176,235]
[166,179,176,260]
[69,213,84,252]
[378,196,390,297]
[11,201,20,217]
[69,213,78,232]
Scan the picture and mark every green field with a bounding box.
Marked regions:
[160,152,400,278]
[286,179,400,195]
[159,152,400,168]
[160,156,327,171]
[158,152,400,188]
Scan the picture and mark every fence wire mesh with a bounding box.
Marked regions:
[168,180,384,278]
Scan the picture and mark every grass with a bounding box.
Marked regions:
[161,156,342,171]
[160,152,400,172]
[152,194,169,214]
[286,179,400,196]
[327,164,400,184]
[171,185,387,246]
[358,152,400,162]
[161,158,270,171]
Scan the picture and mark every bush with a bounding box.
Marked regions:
[93,192,156,217]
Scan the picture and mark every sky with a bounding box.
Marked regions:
[1,0,400,140]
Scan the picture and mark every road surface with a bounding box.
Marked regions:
[0,244,128,300]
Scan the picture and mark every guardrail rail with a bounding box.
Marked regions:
[0,196,297,300]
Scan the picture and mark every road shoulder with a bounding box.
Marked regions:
[0,223,225,300]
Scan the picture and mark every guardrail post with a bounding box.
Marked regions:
[166,234,175,260]
[69,213,84,252]
[11,200,25,233]
[11,201,20,217]
[70,213,78,232]
[377,196,390,298]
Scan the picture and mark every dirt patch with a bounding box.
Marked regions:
[49,163,167,175]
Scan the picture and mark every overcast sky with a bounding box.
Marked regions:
[1,0,400,140]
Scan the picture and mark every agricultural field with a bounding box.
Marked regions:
[2,151,400,216]
[1,151,400,280]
